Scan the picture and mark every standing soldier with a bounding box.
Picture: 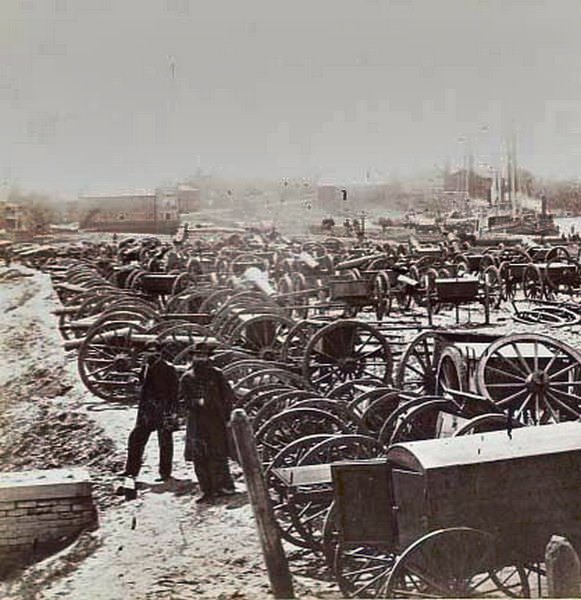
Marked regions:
[180,342,236,504]
[122,341,179,487]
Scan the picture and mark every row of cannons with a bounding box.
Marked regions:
[37,233,581,597]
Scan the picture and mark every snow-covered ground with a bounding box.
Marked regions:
[2,262,581,599]
[0,266,329,600]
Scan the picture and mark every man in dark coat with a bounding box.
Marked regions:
[179,343,236,503]
[123,341,179,482]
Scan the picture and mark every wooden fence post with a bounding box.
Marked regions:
[546,534,581,598]
[231,409,294,599]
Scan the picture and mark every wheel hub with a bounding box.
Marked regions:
[259,347,276,361]
[112,355,131,371]
[339,358,358,374]
[525,370,549,392]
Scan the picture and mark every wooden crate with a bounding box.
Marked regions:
[435,277,479,302]
[329,278,370,301]
[386,422,581,562]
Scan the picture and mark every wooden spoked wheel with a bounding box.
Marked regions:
[372,270,392,321]
[232,368,308,397]
[265,434,333,549]
[395,332,447,395]
[302,320,393,395]
[78,321,145,402]
[280,319,322,367]
[476,333,581,423]
[545,245,571,262]
[326,378,385,402]
[251,389,315,432]
[347,387,397,418]
[274,435,384,553]
[256,408,349,465]
[227,314,294,361]
[377,395,444,447]
[522,265,545,300]
[388,398,457,445]
[435,345,468,396]
[482,265,503,308]
[357,392,404,437]
[382,527,530,598]
[512,306,581,327]
[453,413,522,436]
[334,543,396,598]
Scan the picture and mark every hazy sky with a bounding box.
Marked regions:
[2,0,581,195]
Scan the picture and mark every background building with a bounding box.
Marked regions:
[79,186,200,233]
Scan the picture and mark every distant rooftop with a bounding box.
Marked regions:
[80,190,156,199]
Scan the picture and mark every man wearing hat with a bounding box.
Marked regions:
[179,341,236,503]
[123,340,179,483]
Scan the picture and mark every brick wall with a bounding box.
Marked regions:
[0,468,98,575]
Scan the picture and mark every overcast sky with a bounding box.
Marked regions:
[2,0,581,195]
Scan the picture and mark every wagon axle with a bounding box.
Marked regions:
[525,370,550,392]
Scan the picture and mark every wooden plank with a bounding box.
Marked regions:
[272,464,332,487]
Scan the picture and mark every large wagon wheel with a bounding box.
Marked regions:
[358,391,404,437]
[280,319,323,367]
[453,413,522,436]
[198,287,233,315]
[232,368,308,396]
[382,527,530,598]
[347,387,396,418]
[545,245,571,262]
[475,333,581,424]
[302,320,393,394]
[227,314,294,361]
[294,399,364,433]
[236,383,292,411]
[388,398,457,445]
[256,408,350,465]
[78,320,145,402]
[377,395,441,447]
[264,434,333,549]
[482,265,503,308]
[252,390,315,432]
[281,434,384,552]
[522,264,545,300]
[326,378,385,402]
[435,345,468,396]
[59,290,120,339]
[512,305,581,327]
[223,359,275,383]
[372,271,392,320]
[395,331,447,395]
[334,544,396,598]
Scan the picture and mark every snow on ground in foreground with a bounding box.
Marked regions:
[0,267,329,600]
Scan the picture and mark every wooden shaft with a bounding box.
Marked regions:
[230,409,294,599]
[546,535,581,597]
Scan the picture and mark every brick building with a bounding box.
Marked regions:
[79,186,200,234]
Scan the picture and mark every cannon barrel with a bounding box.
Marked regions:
[335,253,385,271]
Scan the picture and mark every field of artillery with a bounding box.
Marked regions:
[3,222,581,599]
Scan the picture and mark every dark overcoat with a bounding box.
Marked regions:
[180,361,234,461]
[137,357,179,430]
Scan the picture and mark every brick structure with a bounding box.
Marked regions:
[0,468,98,575]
